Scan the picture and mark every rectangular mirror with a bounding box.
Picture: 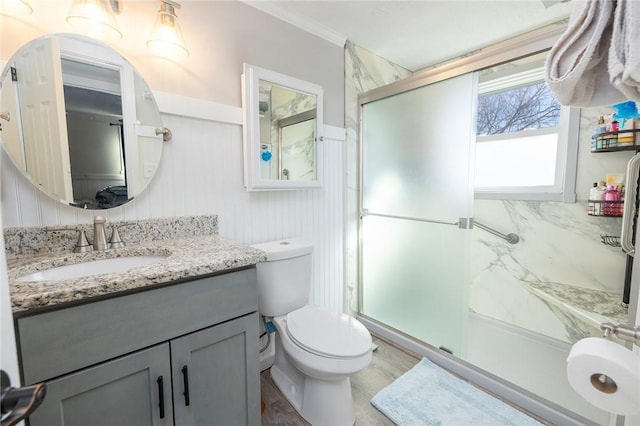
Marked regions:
[242,63,323,190]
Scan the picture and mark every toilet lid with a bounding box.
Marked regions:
[285,305,371,358]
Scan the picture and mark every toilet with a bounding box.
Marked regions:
[252,238,372,426]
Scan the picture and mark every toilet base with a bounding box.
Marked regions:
[271,364,355,426]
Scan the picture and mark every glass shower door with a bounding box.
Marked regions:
[360,73,476,356]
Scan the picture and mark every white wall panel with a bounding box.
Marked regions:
[1,113,346,313]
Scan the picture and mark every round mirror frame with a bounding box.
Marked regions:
[0,33,165,210]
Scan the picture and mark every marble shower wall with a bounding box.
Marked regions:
[264,85,318,180]
[344,42,412,314]
[345,41,632,344]
[471,106,632,343]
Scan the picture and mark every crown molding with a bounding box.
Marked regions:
[242,1,347,47]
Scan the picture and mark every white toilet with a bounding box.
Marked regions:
[252,238,372,426]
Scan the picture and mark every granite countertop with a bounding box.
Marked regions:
[9,235,267,314]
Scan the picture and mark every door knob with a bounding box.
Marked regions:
[1,370,46,426]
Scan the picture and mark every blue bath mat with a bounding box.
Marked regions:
[371,358,543,426]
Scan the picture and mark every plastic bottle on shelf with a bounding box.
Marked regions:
[595,116,607,135]
[603,185,622,216]
[592,181,607,215]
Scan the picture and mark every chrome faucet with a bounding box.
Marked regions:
[93,216,108,251]
[46,217,131,253]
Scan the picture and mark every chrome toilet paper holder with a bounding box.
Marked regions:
[600,322,640,346]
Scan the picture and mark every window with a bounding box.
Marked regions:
[474,52,579,202]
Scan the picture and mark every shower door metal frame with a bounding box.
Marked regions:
[355,21,566,324]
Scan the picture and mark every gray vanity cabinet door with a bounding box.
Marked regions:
[171,312,260,426]
[27,343,173,426]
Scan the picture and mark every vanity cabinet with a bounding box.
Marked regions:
[15,268,260,426]
[28,343,173,426]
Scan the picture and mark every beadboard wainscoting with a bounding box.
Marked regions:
[0,96,346,313]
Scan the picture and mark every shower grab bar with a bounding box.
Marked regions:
[473,221,520,244]
[360,211,519,244]
[360,210,468,228]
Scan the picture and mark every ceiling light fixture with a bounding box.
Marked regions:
[146,0,189,59]
[1,0,34,15]
[66,0,122,40]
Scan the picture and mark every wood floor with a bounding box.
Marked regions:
[259,334,552,426]
[260,335,420,425]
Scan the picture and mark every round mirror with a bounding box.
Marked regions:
[0,33,164,210]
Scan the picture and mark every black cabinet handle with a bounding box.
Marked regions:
[157,376,165,419]
[181,366,190,406]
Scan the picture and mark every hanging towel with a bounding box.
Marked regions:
[545,0,626,107]
[609,0,640,102]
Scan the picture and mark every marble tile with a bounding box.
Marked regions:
[471,198,629,343]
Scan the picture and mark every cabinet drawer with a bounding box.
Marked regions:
[18,268,257,384]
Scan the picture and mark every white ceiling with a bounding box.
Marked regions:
[247,0,573,72]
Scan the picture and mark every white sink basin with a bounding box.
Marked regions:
[16,256,166,282]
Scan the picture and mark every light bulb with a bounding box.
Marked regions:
[66,0,122,40]
[146,1,189,59]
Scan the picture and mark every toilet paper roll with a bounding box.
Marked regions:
[567,337,640,415]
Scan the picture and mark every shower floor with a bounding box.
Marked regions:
[465,312,611,425]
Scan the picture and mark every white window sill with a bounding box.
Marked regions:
[474,191,576,203]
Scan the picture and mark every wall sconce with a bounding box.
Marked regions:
[146,0,189,59]
[1,0,34,15]
[66,0,122,40]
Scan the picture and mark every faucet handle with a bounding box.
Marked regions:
[73,230,93,253]
[46,227,93,253]
[108,223,134,249]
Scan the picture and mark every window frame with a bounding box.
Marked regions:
[473,68,580,203]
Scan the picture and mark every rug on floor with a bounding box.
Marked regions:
[370,358,543,426]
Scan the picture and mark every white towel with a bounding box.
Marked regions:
[545,0,626,107]
[609,0,640,102]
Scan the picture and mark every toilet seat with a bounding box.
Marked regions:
[285,305,371,359]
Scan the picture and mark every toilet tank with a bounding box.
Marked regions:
[251,239,313,317]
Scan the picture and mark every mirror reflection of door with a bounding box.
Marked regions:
[0,66,24,170]
[61,58,126,208]
[279,112,316,181]
[1,34,165,210]
[14,36,73,202]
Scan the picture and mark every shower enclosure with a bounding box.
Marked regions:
[359,73,476,357]
[355,46,627,425]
